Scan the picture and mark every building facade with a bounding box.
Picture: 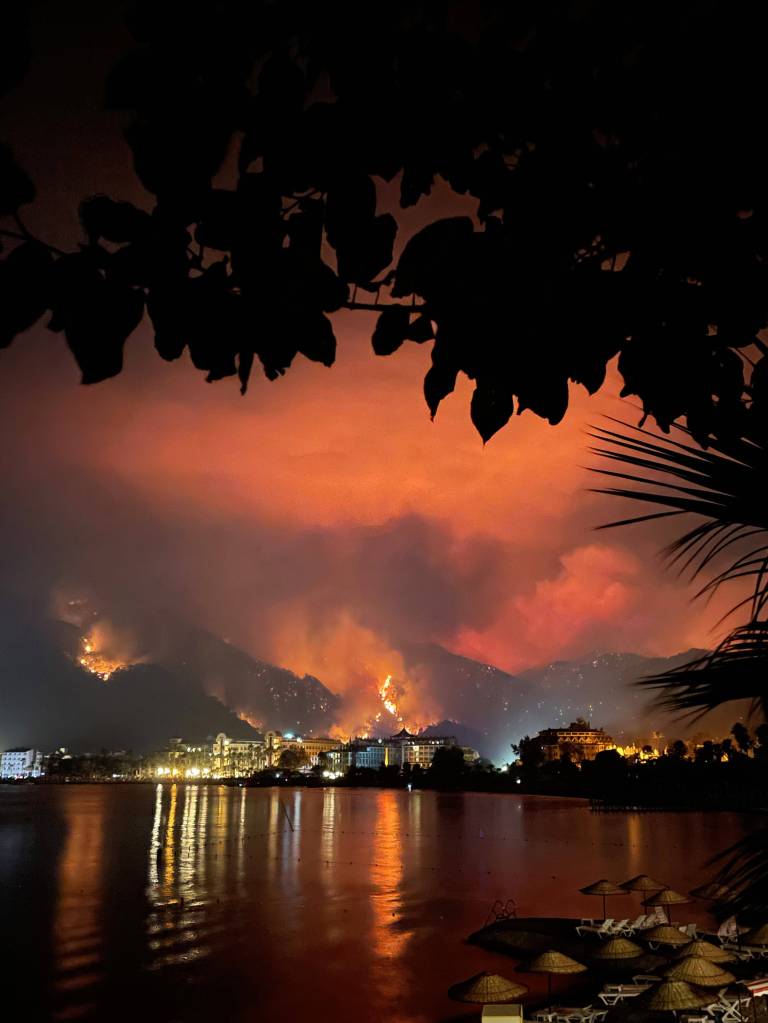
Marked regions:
[1,748,44,779]
[536,721,615,763]
[327,730,471,772]
[212,733,266,777]
[264,731,341,767]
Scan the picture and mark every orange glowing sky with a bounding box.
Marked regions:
[0,2,741,710]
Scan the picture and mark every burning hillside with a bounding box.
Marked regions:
[78,635,126,681]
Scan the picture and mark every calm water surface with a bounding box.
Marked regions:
[0,785,759,1022]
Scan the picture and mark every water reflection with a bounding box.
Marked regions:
[1,786,761,1023]
[52,789,105,1020]
[370,791,412,965]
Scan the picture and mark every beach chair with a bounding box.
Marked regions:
[607,918,631,935]
[576,917,615,937]
[530,1010,556,1022]
[716,917,740,945]
[633,914,651,930]
[679,923,698,938]
[633,974,662,984]
[554,1005,594,1023]
[622,915,648,934]
[716,992,747,1022]
[722,942,754,961]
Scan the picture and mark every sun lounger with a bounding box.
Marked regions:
[713,992,748,1022]
[623,915,650,934]
[576,917,615,937]
[599,984,651,1005]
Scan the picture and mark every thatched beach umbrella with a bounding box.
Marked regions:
[690,882,732,902]
[643,888,691,924]
[675,939,736,963]
[591,937,644,961]
[643,924,690,947]
[526,950,587,1002]
[448,972,529,1004]
[664,956,736,988]
[580,879,625,919]
[742,924,768,946]
[636,980,715,1012]
[620,875,668,894]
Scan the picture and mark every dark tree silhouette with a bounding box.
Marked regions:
[732,723,753,753]
[2,3,768,442]
[278,746,309,770]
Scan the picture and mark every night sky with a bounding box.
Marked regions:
[0,3,742,738]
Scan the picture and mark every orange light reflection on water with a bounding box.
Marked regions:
[370,790,412,992]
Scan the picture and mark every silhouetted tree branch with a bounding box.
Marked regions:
[3,2,768,441]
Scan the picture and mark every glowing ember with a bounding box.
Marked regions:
[77,635,125,681]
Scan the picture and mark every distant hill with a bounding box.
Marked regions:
[1,610,739,761]
[0,618,338,753]
[0,620,258,752]
[401,643,527,763]
[151,626,340,737]
[517,649,710,740]
[403,643,735,763]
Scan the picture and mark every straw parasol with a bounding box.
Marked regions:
[690,882,732,902]
[675,939,736,963]
[636,980,715,1012]
[743,924,768,946]
[580,879,625,919]
[664,956,736,988]
[448,972,529,1004]
[643,888,691,924]
[526,950,587,1002]
[590,937,644,961]
[620,874,668,894]
[642,924,691,946]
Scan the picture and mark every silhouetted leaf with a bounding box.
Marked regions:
[325,175,378,251]
[0,143,34,214]
[335,214,397,286]
[392,217,474,299]
[49,255,145,383]
[517,374,570,425]
[147,283,188,361]
[471,378,514,442]
[238,349,254,394]
[406,313,434,343]
[258,53,306,115]
[372,307,410,355]
[297,312,336,366]
[423,360,459,418]
[0,241,53,348]
[195,189,242,251]
[79,196,151,244]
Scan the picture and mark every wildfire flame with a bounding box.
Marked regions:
[77,635,126,682]
[379,674,401,720]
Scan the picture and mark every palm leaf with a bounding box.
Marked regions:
[639,622,768,719]
[710,829,768,924]
[590,420,768,718]
[590,421,768,623]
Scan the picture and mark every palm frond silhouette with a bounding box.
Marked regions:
[591,420,768,918]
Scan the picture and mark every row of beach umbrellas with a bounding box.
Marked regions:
[448,874,766,1008]
[449,941,738,1007]
[580,874,690,919]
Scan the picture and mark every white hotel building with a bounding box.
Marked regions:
[1,748,44,779]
